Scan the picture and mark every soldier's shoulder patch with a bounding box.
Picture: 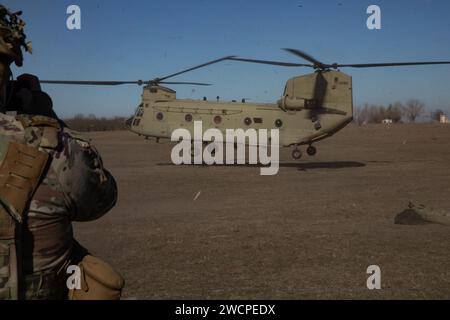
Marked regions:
[63,128,91,148]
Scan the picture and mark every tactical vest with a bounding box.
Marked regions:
[0,114,61,300]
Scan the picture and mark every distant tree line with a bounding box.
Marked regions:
[63,114,129,131]
[354,99,444,125]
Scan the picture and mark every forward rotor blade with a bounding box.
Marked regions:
[160,81,212,86]
[283,48,326,68]
[40,80,212,86]
[157,56,236,82]
[40,80,148,86]
[335,61,450,68]
[227,57,312,67]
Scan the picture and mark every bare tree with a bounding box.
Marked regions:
[354,104,369,125]
[355,104,399,124]
[384,102,403,123]
[64,115,128,131]
[368,105,385,123]
[403,99,425,122]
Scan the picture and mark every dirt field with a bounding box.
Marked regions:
[73,124,450,299]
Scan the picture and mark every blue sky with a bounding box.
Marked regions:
[5,0,450,118]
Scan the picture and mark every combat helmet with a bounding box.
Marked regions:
[0,5,32,67]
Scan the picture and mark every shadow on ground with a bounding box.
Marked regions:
[156,161,366,170]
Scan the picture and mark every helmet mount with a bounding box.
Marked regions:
[0,5,32,67]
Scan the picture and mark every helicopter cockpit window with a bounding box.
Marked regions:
[135,104,144,117]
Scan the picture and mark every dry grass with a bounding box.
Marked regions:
[73,123,450,299]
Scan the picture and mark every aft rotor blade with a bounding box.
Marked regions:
[40,80,148,86]
[227,57,312,67]
[313,71,328,106]
[157,56,236,82]
[335,61,450,68]
[316,107,347,115]
[283,48,326,69]
[306,71,328,121]
[160,81,212,86]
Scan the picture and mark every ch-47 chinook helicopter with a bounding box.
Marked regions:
[41,49,450,160]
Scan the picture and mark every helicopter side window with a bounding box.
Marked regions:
[156,112,164,121]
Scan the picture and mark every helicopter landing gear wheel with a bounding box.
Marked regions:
[292,148,302,160]
[307,145,317,156]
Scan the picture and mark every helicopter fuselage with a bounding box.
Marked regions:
[129,70,353,151]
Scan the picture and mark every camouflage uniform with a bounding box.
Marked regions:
[0,6,122,300]
[0,112,117,299]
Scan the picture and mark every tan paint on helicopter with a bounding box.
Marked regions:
[129,70,353,147]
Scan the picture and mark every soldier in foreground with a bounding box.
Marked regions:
[0,6,124,299]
